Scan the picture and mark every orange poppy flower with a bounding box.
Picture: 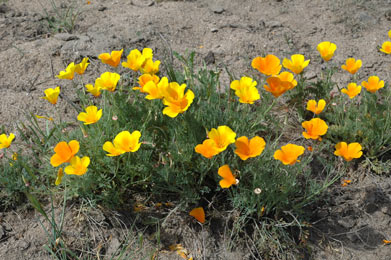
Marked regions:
[264,71,297,97]
[195,139,219,159]
[50,140,79,167]
[0,133,15,149]
[234,136,266,160]
[274,144,305,165]
[341,83,361,99]
[341,58,362,74]
[334,142,363,161]
[218,165,236,188]
[133,74,160,92]
[362,76,384,93]
[380,41,391,54]
[251,54,282,76]
[189,207,205,223]
[302,118,328,140]
[98,49,123,67]
[306,99,326,114]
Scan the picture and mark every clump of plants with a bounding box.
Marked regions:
[1,30,391,257]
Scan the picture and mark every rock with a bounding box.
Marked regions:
[305,71,316,80]
[54,33,79,41]
[131,0,154,6]
[0,4,11,14]
[0,226,5,238]
[210,27,218,33]
[106,237,121,257]
[266,20,282,28]
[16,240,30,251]
[98,6,108,12]
[365,203,378,213]
[356,11,378,27]
[337,217,355,229]
[211,5,224,14]
[385,10,391,21]
[204,51,215,65]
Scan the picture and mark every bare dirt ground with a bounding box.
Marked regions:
[1,0,391,259]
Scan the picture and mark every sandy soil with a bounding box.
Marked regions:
[1,0,391,259]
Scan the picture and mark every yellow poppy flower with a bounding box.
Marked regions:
[50,140,79,167]
[341,58,362,74]
[55,168,64,186]
[282,54,310,74]
[74,57,89,75]
[274,144,305,165]
[189,207,205,224]
[122,48,153,72]
[334,142,363,161]
[103,130,141,156]
[230,76,257,91]
[77,106,102,125]
[380,41,391,54]
[251,54,282,76]
[98,49,123,67]
[56,62,76,80]
[41,86,60,105]
[194,139,219,159]
[230,77,260,104]
[218,165,236,188]
[142,76,167,100]
[141,59,160,74]
[85,83,102,97]
[264,71,297,97]
[133,74,160,92]
[0,133,15,149]
[341,83,361,99]
[306,99,326,114]
[234,136,266,160]
[302,118,328,140]
[95,72,120,92]
[362,76,384,93]
[317,41,337,61]
[161,82,195,118]
[208,126,236,152]
[64,156,90,176]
